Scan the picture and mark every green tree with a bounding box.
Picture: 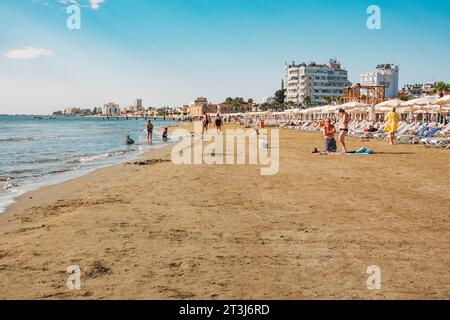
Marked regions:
[400,96,410,102]
[323,96,332,105]
[274,89,286,104]
[433,81,449,97]
[248,98,254,104]
[303,96,314,108]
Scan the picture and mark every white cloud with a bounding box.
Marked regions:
[5,47,54,60]
[90,0,104,10]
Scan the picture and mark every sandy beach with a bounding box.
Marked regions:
[0,123,449,300]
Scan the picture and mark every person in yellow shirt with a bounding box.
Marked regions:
[384,107,400,145]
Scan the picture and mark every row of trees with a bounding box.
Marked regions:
[224,97,254,106]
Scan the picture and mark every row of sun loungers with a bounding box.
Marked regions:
[282,120,450,149]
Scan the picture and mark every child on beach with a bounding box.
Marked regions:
[162,127,169,142]
[321,118,337,153]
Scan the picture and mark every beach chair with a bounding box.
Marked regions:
[409,127,441,144]
[421,123,450,145]
[396,124,428,144]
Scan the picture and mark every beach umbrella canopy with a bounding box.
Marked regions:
[436,95,450,105]
[339,102,370,109]
[375,99,405,108]
[403,96,436,106]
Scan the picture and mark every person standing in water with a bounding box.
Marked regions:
[338,108,351,153]
[385,107,400,145]
[162,127,169,142]
[147,120,154,144]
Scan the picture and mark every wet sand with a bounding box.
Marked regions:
[0,124,449,299]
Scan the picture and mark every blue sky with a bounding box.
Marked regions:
[0,0,449,114]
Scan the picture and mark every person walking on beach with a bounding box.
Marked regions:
[215,113,223,134]
[202,112,209,138]
[338,108,351,153]
[321,118,337,153]
[147,120,154,144]
[384,107,400,145]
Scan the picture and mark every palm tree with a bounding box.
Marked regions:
[323,96,332,105]
[303,96,314,108]
[433,82,449,97]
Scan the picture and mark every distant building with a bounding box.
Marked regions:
[64,107,79,116]
[360,64,399,98]
[78,108,92,115]
[400,82,436,98]
[136,98,143,109]
[262,97,275,104]
[187,97,217,116]
[102,103,120,115]
[286,58,351,106]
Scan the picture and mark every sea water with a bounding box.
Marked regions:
[0,115,176,213]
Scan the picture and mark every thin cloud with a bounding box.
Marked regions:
[5,47,54,60]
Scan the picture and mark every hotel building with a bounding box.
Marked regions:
[360,64,399,98]
[102,102,121,115]
[285,58,351,106]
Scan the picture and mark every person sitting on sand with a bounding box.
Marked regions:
[320,118,337,153]
[384,107,400,145]
[162,127,168,142]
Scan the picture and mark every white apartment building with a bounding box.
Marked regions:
[286,59,351,106]
[102,102,120,115]
[64,107,79,115]
[360,64,399,98]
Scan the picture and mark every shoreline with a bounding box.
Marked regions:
[0,143,176,233]
[0,121,181,216]
[0,125,183,234]
[0,124,449,299]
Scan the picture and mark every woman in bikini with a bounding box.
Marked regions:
[338,108,351,153]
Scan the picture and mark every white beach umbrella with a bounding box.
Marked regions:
[375,106,392,113]
[403,96,437,107]
[436,95,450,105]
[339,101,370,109]
[375,99,405,108]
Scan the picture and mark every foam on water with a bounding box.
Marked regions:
[0,115,177,213]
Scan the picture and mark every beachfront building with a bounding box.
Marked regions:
[360,64,399,98]
[64,107,80,116]
[187,97,218,116]
[285,58,351,106]
[102,102,120,115]
[400,83,436,98]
